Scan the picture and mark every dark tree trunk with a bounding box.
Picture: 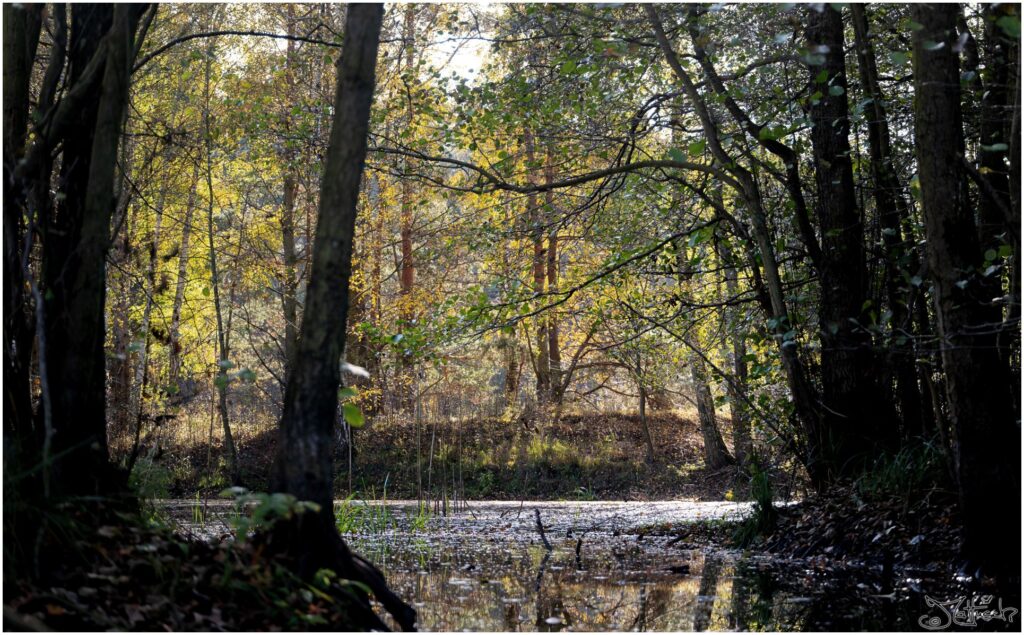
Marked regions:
[2,3,43,451]
[270,5,415,629]
[911,3,1020,577]
[43,4,146,496]
[397,4,417,412]
[805,5,897,474]
[851,4,928,441]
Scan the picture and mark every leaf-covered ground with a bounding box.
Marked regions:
[4,504,375,631]
[654,485,1021,631]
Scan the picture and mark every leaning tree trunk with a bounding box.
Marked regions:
[692,358,733,470]
[268,4,415,630]
[911,3,1020,578]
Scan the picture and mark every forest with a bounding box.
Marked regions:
[3,2,1021,632]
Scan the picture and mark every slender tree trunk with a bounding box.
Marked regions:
[268,6,415,629]
[718,237,751,466]
[281,6,300,374]
[202,38,239,485]
[544,146,562,403]
[397,4,418,412]
[638,378,655,462]
[168,162,201,387]
[911,3,1020,577]
[647,6,825,485]
[524,129,550,404]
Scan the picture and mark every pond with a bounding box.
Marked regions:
[162,499,936,631]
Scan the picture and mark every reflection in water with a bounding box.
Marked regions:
[165,500,932,631]
[345,502,771,632]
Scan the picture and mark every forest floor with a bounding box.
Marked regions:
[2,503,375,631]
[139,411,791,502]
[645,484,1021,630]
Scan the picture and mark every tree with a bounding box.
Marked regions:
[910,2,1020,577]
[268,4,416,629]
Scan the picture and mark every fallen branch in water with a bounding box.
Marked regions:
[534,509,553,551]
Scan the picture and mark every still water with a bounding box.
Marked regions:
[165,499,928,631]
[342,501,809,632]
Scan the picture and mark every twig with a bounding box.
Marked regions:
[534,508,553,551]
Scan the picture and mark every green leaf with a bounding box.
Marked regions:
[668,147,687,163]
[814,69,829,84]
[997,15,1020,39]
[342,403,365,428]
[828,84,845,96]
[338,386,359,400]
[687,139,706,156]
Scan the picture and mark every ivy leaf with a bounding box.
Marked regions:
[342,403,365,428]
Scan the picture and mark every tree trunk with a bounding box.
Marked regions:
[851,4,927,441]
[638,378,655,464]
[805,4,896,472]
[44,5,145,496]
[281,6,300,375]
[202,37,239,486]
[397,4,417,412]
[3,2,44,482]
[647,6,825,484]
[718,237,751,466]
[911,3,1020,577]
[692,358,733,470]
[168,162,201,387]
[524,129,550,404]
[544,146,562,403]
[269,6,414,629]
